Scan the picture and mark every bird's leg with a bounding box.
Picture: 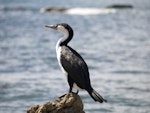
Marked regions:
[75,90,79,94]
[67,75,73,93]
[69,87,72,93]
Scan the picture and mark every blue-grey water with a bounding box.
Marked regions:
[0,0,150,113]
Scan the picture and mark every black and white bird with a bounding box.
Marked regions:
[45,23,107,103]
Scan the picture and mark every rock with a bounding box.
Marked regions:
[40,7,67,13]
[27,93,85,113]
[27,105,41,113]
[106,4,133,9]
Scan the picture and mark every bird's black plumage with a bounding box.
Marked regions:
[45,23,107,103]
[60,45,91,90]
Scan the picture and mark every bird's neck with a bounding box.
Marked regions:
[60,33,69,45]
[59,30,73,45]
[56,35,70,51]
[56,28,73,51]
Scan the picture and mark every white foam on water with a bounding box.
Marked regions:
[65,8,116,15]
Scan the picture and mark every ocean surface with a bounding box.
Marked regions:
[0,0,150,113]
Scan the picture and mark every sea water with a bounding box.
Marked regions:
[0,0,150,113]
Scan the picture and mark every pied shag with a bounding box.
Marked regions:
[45,23,107,103]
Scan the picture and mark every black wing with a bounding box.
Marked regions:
[60,46,91,89]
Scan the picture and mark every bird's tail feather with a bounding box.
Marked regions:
[89,89,107,103]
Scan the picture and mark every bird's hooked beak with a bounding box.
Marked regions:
[45,24,57,30]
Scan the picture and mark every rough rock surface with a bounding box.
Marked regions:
[27,93,85,113]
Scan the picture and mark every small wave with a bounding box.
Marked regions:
[65,8,116,15]
[112,70,150,75]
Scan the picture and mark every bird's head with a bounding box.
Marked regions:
[45,23,73,36]
[45,23,74,45]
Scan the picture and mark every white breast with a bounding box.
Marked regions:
[56,40,68,75]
